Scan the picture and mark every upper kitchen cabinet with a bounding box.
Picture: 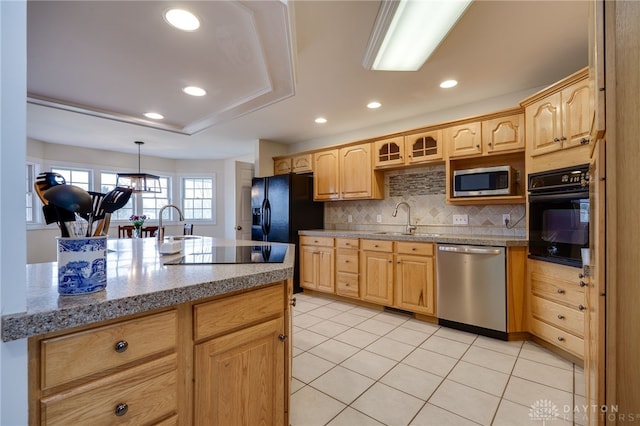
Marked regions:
[313,149,340,200]
[340,143,383,200]
[405,129,444,165]
[313,143,383,201]
[374,137,405,168]
[273,157,292,175]
[521,67,593,172]
[273,154,313,175]
[446,110,524,159]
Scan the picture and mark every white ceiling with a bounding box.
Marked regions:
[26,0,589,160]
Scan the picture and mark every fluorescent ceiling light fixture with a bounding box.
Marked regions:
[367,101,382,109]
[144,112,164,120]
[315,117,327,124]
[183,86,207,97]
[440,79,458,88]
[363,0,472,71]
[164,8,200,31]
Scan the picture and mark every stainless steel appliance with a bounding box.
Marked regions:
[436,244,507,339]
[453,165,515,197]
[528,164,589,267]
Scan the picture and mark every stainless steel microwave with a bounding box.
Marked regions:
[453,165,514,197]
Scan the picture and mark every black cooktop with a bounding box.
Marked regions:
[164,244,287,265]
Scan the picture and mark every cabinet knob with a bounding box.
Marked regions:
[560,136,567,141]
[557,314,565,320]
[578,304,586,311]
[487,142,492,147]
[578,273,585,278]
[476,144,480,149]
[114,403,129,417]
[290,297,297,307]
[557,336,565,342]
[580,137,590,145]
[278,334,288,342]
[579,281,587,287]
[114,340,128,353]
[553,137,561,143]
[345,260,350,263]
[556,288,565,294]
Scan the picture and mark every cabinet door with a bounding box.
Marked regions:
[299,245,318,290]
[194,317,285,426]
[313,149,340,200]
[340,143,374,199]
[561,80,593,149]
[374,137,404,168]
[482,114,524,154]
[273,158,292,175]
[446,122,482,158]
[360,250,394,305]
[525,92,563,156]
[316,247,335,293]
[395,254,435,315]
[292,154,313,173]
[405,130,443,164]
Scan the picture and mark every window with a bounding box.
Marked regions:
[100,172,134,221]
[51,167,91,191]
[142,177,170,220]
[182,177,214,221]
[26,163,36,223]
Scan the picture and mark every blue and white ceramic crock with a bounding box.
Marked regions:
[56,236,107,295]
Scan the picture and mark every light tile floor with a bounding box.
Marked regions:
[291,292,587,426]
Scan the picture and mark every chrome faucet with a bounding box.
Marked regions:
[157,204,184,241]
[392,201,416,234]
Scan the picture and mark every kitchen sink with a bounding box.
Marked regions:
[166,235,201,240]
[373,231,440,237]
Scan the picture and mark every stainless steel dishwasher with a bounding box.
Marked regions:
[436,244,507,339]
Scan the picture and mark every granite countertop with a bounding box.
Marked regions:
[2,237,294,342]
[299,229,528,247]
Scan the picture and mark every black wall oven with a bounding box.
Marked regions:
[528,164,590,267]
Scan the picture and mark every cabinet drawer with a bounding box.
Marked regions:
[531,275,584,308]
[41,310,177,390]
[336,250,358,273]
[531,295,584,337]
[395,241,434,256]
[300,236,334,247]
[194,284,283,341]
[41,354,177,426]
[360,239,393,252]
[335,238,359,250]
[530,317,584,358]
[336,272,359,298]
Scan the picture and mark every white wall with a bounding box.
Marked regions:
[254,139,288,177]
[1,1,29,424]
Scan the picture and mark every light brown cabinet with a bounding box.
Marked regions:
[373,137,405,168]
[405,129,443,165]
[274,157,292,175]
[359,239,394,306]
[394,242,436,316]
[312,149,340,200]
[274,154,313,175]
[300,236,335,293]
[335,238,360,299]
[528,259,585,359]
[447,113,524,159]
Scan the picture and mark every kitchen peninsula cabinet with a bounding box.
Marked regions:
[360,239,394,306]
[300,236,335,294]
[394,242,435,316]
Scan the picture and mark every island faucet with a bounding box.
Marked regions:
[392,201,416,234]
[157,204,184,241]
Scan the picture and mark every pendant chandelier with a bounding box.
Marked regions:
[116,141,161,193]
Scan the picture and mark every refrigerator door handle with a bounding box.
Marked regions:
[261,198,271,235]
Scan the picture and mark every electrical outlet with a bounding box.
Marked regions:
[453,214,468,225]
[502,214,511,226]
[376,214,382,223]
[348,214,353,223]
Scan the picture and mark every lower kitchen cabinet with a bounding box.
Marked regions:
[360,240,394,306]
[28,281,292,426]
[300,236,335,294]
[335,238,360,298]
[394,242,435,316]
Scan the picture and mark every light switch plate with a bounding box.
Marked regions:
[348,214,353,223]
[376,214,382,223]
[453,214,468,225]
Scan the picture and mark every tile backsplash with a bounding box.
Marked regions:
[324,164,526,237]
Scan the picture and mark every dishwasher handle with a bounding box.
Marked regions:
[438,245,503,255]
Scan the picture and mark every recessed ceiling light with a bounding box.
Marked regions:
[144,112,164,120]
[440,79,458,89]
[315,117,327,124]
[164,8,200,31]
[183,86,207,97]
[367,101,382,109]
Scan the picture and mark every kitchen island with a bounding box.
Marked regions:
[2,237,295,425]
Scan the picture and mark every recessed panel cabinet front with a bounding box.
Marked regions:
[339,143,382,200]
[194,317,285,426]
[360,240,394,306]
[313,149,340,200]
[395,242,435,316]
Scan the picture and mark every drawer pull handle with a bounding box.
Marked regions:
[579,281,587,287]
[557,336,565,342]
[578,304,586,311]
[557,314,565,320]
[114,340,128,353]
[115,403,128,417]
[557,288,565,294]
[278,334,287,342]
[290,297,297,307]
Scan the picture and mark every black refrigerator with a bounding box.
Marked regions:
[251,173,324,293]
